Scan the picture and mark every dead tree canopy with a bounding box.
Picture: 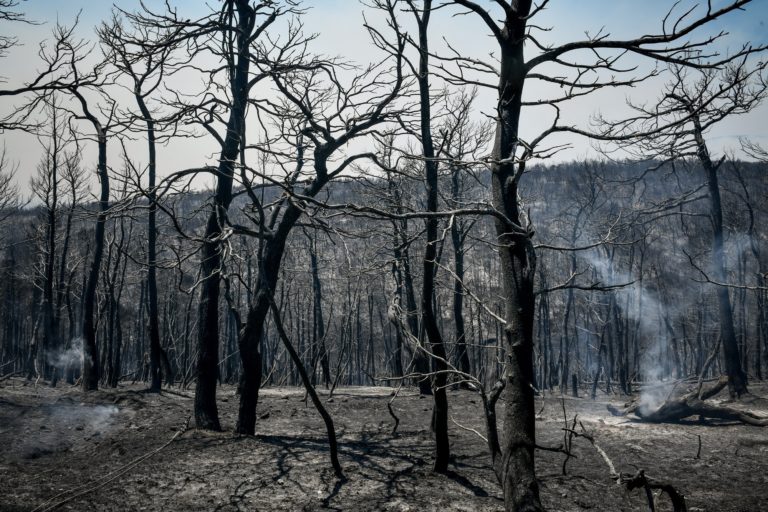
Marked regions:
[608,377,768,426]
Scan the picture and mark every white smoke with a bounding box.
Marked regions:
[86,405,120,431]
[20,404,121,459]
[48,337,83,371]
[581,250,677,414]
[52,404,121,432]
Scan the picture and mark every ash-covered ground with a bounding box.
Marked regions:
[1,380,767,511]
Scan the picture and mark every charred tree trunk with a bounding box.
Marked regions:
[56,162,78,385]
[195,2,259,430]
[690,113,748,397]
[136,90,166,393]
[461,1,544,508]
[411,0,450,472]
[388,169,430,394]
[450,166,471,379]
[236,166,327,435]
[308,234,331,388]
[609,376,768,426]
[268,298,344,478]
[429,0,545,502]
[41,123,59,386]
[592,321,608,400]
[79,107,108,392]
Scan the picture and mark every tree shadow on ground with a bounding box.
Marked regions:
[251,431,499,507]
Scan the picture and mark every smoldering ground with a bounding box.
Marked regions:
[579,249,701,414]
[3,382,768,511]
[0,390,121,461]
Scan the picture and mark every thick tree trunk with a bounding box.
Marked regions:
[194,2,255,430]
[195,194,227,427]
[235,294,266,435]
[692,116,748,397]
[481,2,543,508]
[236,192,314,435]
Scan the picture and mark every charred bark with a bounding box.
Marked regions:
[80,105,108,392]
[195,1,267,430]
[608,377,768,426]
[408,0,450,473]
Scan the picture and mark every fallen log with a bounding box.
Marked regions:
[573,422,688,512]
[608,376,768,426]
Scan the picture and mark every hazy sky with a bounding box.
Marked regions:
[1,0,767,196]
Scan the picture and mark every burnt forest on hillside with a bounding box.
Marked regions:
[1,1,768,511]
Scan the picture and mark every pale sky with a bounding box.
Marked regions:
[1,0,767,197]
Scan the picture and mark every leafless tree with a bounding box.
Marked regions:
[596,58,767,397]
[396,0,452,473]
[442,1,763,509]
[98,12,185,392]
[122,0,300,430]
[437,90,491,382]
[741,138,768,162]
[27,96,71,384]
[1,20,117,391]
[0,146,20,228]
[230,7,408,436]
[0,0,36,77]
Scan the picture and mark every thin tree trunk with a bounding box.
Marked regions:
[451,166,471,380]
[135,91,167,392]
[268,298,344,478]
[81,123,108,392]
[410,0,450,472]
[309,234,331,388]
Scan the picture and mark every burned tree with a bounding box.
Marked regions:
[443,1,763,509]
[439,92,490,383]
[598,59,767,397]
[1,18,116,391]
[0,147,20,229]
[232,12,407,434]
[123,0,297,429]
[609,376,768,426]
[383,151,431,394]
[98,14,181,392]
[401,0,451,473]
[27,97,69,384]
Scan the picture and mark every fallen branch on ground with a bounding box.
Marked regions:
[31,415,191,512]
[576,422,688,512]
[387,399,400,435]
[608,376,768,426]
